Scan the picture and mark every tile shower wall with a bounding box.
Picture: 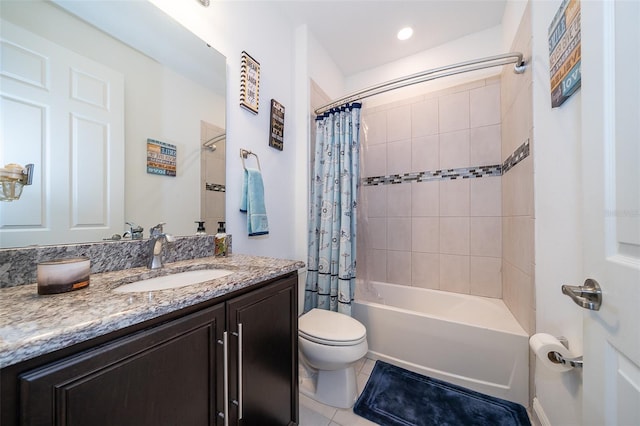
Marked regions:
[357,77,504,298]
[501,4,534,336]
[201,122,226,234]
[501,4,534,409]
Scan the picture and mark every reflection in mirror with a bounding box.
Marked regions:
[0,0,226,248]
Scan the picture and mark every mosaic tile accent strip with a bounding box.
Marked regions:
[502,139,530,174]
[206,182,226,192]
[363,165,502,186]
[362,139,529,186]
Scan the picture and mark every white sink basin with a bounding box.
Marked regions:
[114,269,234,293]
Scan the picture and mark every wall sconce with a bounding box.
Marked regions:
[0,163,34,201]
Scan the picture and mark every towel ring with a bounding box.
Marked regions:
[240,148,261,171]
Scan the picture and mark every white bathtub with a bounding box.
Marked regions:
[352,281,529,406]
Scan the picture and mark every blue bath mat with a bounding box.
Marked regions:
[354,361,530,426]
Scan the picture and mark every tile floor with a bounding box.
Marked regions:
[298,357,379,426]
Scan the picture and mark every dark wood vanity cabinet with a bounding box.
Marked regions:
[18,304,226,426]
[1,273,298,426]
[227,276,298,425]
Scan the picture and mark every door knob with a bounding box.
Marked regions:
[561,278,602,311]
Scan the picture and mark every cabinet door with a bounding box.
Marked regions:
[227,276,298,425]
[18,304,225,426]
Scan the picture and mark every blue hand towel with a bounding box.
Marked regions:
[240,167,269,236]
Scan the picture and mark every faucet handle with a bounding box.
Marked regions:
[150,222,166,236]
[126,221,144,239]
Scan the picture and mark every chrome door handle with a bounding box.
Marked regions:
[561,278,602,311]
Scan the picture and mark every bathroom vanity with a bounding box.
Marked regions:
[0,254,303,425]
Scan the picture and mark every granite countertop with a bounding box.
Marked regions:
[0,254,305,369]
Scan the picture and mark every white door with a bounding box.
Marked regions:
[0,18,124,247]
[581,1,640,424]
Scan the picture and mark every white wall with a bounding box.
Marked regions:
[344,25,504,107]
[151,0,303,260]
[530,0,584,424]
[307,31,346,101]
[502,0,528,52]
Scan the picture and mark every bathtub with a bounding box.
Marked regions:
[352,281,529,406]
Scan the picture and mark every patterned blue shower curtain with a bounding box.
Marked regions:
[304,103,361,316]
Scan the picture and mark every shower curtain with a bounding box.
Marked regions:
[304,103,362,316]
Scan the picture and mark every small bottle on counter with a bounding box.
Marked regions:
[214,221,227,257]
[195,220,206,235]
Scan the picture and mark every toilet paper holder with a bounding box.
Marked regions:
[548,336,583,369]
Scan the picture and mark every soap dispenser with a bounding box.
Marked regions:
[214,221,227,257]
[195,221,206,235]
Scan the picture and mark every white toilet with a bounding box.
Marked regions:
[298,302,368,408]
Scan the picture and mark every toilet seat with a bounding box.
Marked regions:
[299,308,366,346]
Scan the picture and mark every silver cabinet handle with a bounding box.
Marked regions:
[217,332,229,426]
[238,323,243,419]
[232,323,244,419]
[561,278,602,311]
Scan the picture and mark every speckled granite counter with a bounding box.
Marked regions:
[0,254,304,369]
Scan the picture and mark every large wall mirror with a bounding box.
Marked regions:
[0,0,226,249]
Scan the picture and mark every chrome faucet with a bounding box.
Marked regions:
[148,223,175,269]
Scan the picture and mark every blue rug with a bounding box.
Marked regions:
[354,361,530,426]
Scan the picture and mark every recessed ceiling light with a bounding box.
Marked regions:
[397,27,414,41]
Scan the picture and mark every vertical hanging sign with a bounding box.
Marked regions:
[240,51,260,114]
[269,99,285,151]
[549,0,581,108]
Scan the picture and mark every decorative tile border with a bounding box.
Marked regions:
[502,138,530,174]
[362,139,530,186]
[363,165,501,186]
[206,182,226,192]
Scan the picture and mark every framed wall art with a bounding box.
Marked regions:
[548,0,581,108]
[240,51,260,114]
[147,138,176,177]
[269,99,285,151]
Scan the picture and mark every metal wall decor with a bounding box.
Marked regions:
[269,99,285,151]
[240,51,260,114]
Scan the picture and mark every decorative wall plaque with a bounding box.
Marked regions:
[147,138,176,177]
[549,0,581,108]
[240,51,260,114]
[269,99,285,151]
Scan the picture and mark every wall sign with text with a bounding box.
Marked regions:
[147,138,176,177]
[269,99,285,151]
[549,0,581,108]
[240,51,260,114]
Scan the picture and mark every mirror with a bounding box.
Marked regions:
[0,0,226,248]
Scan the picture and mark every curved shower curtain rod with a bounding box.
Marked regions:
[314,52,526,115]
[202,133,226,149]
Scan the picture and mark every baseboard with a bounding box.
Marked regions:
[533,397,551,426]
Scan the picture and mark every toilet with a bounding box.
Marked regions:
[298,306,368,408]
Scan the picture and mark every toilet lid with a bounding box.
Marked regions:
[299,308,366,346]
